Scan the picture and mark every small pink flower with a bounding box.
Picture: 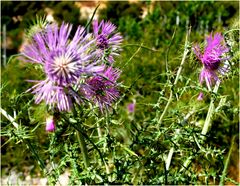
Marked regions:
[127,103,135,113]
[46,116,55,132]
[197,92,204,101]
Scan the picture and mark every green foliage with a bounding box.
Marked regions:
[99,1,144,24]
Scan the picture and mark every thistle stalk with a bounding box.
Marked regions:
[201,80,220,135]
[157,27,191,171]
[165,147,174,170]
[157,27,191,126]
[76,131,90,168]
[220,135,236,185]
[180,80,221,172]
[72,105,90,169]
[0,108,19,129]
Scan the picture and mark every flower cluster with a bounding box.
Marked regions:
[193,32,229,99]
[22,20,122,112]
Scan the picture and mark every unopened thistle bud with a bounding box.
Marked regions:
[197,92,204,101]
[127,103,135,113]
[46,116,55,132]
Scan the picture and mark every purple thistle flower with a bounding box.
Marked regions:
[23,23,99,86]
[46,116,55,132]
[22,22,103,111]
[83,67,121,112]
[193,32,229,88]
[93,20,123,63]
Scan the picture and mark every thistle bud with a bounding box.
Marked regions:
[46,116,55,132]
[197,92,204,101]
[127,103,135,113]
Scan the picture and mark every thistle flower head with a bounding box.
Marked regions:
[23,23,98,86]
[193,32,229,88]
[93,20,123,63]
[22,20,122,112]
[194,33,229,71]
[22,22,103,111]
[83,67,121,112]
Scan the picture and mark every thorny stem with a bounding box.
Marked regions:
[0,108,51,181]
[72,105,90,169]
[157,27,191,126]
[165,105,195,172]
[220,135,237,185]
[97,122,102,139]
[158,91,173,126]
[0,108,19,129]
[157,27,191,172]
[201,80,220,135]
[122,43,143,69]
[165,147,174,171]
[165,27,177,74]
[96,121,104,168]
[224,28,240,36]
[180,80,221,172]
[104,112,113,182]
[76,131,90,168]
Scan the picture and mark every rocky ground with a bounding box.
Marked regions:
[1,170,70,186]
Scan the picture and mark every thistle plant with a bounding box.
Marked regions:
[2,12,124,184]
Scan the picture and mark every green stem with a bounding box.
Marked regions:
[71,105,90,169]
[201,80,220,135]
[157,27,191,126]
[165,27,177,73]
[0,107,19,129]
[158,91,173,125]
[83,4,100,32]
[165,147,174,170]
[220,135,236,186]
[97,122,102,139]
[157,28,191,173]
[201,99,215,136]
[76,131,90,168]
[181,80,221,172]
[122,43,160,52]
[122,43,142,69]
[224,28,240,36]
[180,156,193,172]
